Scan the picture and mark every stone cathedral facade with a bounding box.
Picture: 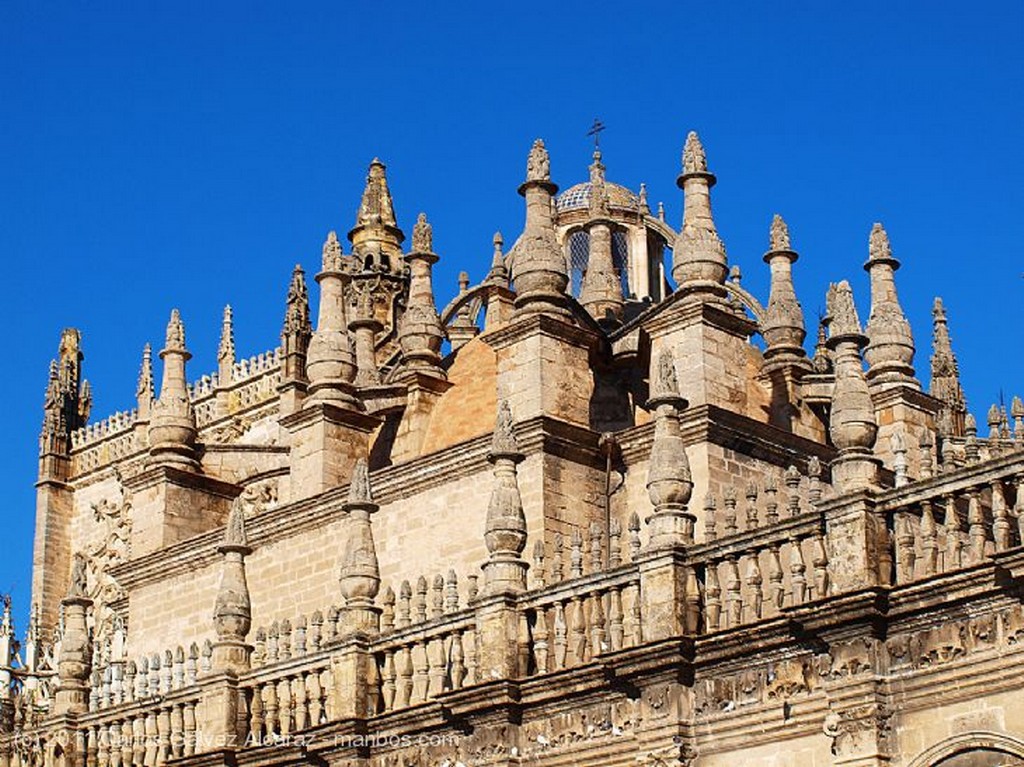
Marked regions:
[3,133,1024,767]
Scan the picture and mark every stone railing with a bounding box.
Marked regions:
[878,449,1024,585]
[244,647,335,744]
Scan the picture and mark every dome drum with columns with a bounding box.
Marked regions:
[9,130,1024,767]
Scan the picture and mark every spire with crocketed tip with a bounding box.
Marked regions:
[761,214,808,368]
[863,222,918,389]
[672,131,728,300]
[217,305,235,385]
[348,158,404,270]
[930,297,967,437]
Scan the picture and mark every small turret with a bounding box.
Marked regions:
[217,305,235,386]
[864,223,918,388]
[396,212,446,380]
[339,458,381,633]
[348,158,405,271]
[578,149,625,324]
[482,401,529,595]
[761,215,808,369]
[135,343,154,424]
[672,131,728,300]
[645,349,694,546]
[148,310,199,469]
[826,281,880,491]
[929,297,967,437]
[511,139,572,320]
[211,498,253,673]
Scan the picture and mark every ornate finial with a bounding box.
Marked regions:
[491,400,520,457]
[657,201,665,221]
[218,305,235,364]
[650,349,681,402]
[136,343,153,399]
[348,458,373,505]
[485,231,507,285]
[638,183,649,212]
[933,297,946,322]
[825,281,863,338]
[222,499,249,551]
[526,138,551,183]
[890,429,907,454]
[868,222,893,262]
[283,264,311,335]
[412,212,433,254]
[165,309,185,351]
[67,553,88,599]
[930,295,967,437]
[682,131,708,175]
[322,230,343,272]
[770,214,791,252]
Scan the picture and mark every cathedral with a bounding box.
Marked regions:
[2,131,1024,767]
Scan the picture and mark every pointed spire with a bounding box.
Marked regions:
[305,232,359,408]
[217,305,235,384]
[397,211,446,381]
[673,131,728,299]
[638,182,650,214]
[280,263,313,391]
[826,281,879,491]
[40,329,87,463]
[340,458,381,633]
[212,497,252,672]
[761,214,808,367]
[579,149,624,323]
[863,223,918,388]
[811,317,832,374]
[348,158,404,271]
[148,309,199,469]
[483,400,528,595]
[486,231,509,286]
[930,297,967,437]
[136,343,154,421]
[512,139,572,320]
[646,349,694,546]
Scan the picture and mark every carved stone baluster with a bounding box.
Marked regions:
[517,611,532,678]
[88,726,100,767]
[415,577,429,623]
[967,488,988,564]
[266,622,280,663]
[263,680,279,739]
[379,590,395,634]
[133,715,146,766]
[767,544,784,612]
[412,640,429,703]
[467,575,479,602]
[553,599,568,670]
[451,631,467,689]
[144,708,158,767]
[427,635,445,697]
[303,671,321,725]
[628,512,642,561]
[920,499,938,576]
[431,574,445,620]
[551,533,564,582]
[684,566,702,635]
[703,494,717,542]
[946,493,963,569]
[895,511,917,583]
[397,581,412,628]
[156,704,171,765]
[379,650,396,712]
[812,534,830,597]
[532,541,546,588]
[309,610,324,650]
[1016,475,1024,547]
[294,616,307,656]
[919,432,934,479]
[570,594,588,664]
[170,703,184,759]
[785,466,802,516]
[745,552,763,621]
[992,479,1012,551]
[589,522,604,573]
[293,675,309,731]
[722,487,739,535]
[789,538,807,605]
[464,628,479,685]
[183,701,197,757]
[630,581,643,645]
[249,683,265,743]
[808,456,823,503]
[124,661,137,703]
[279,619,292,660]
[278,676,293,735]
[533,607,550,674]
[763,477,779,525]
[725,557,742,626]
[172,646,185,690]
[570,527,584,578]
[704,561,722,631]
[397,644,413,709]
[608,585,624,651]
[589,590,607,655]
[96,723,109,767]
[445,570,460,613]
[609,518,623,567]
[745,484,759,530]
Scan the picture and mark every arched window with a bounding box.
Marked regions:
[612,230,630,298]
[568,230,590,297]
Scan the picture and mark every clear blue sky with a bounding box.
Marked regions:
[1,2,1022,628]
